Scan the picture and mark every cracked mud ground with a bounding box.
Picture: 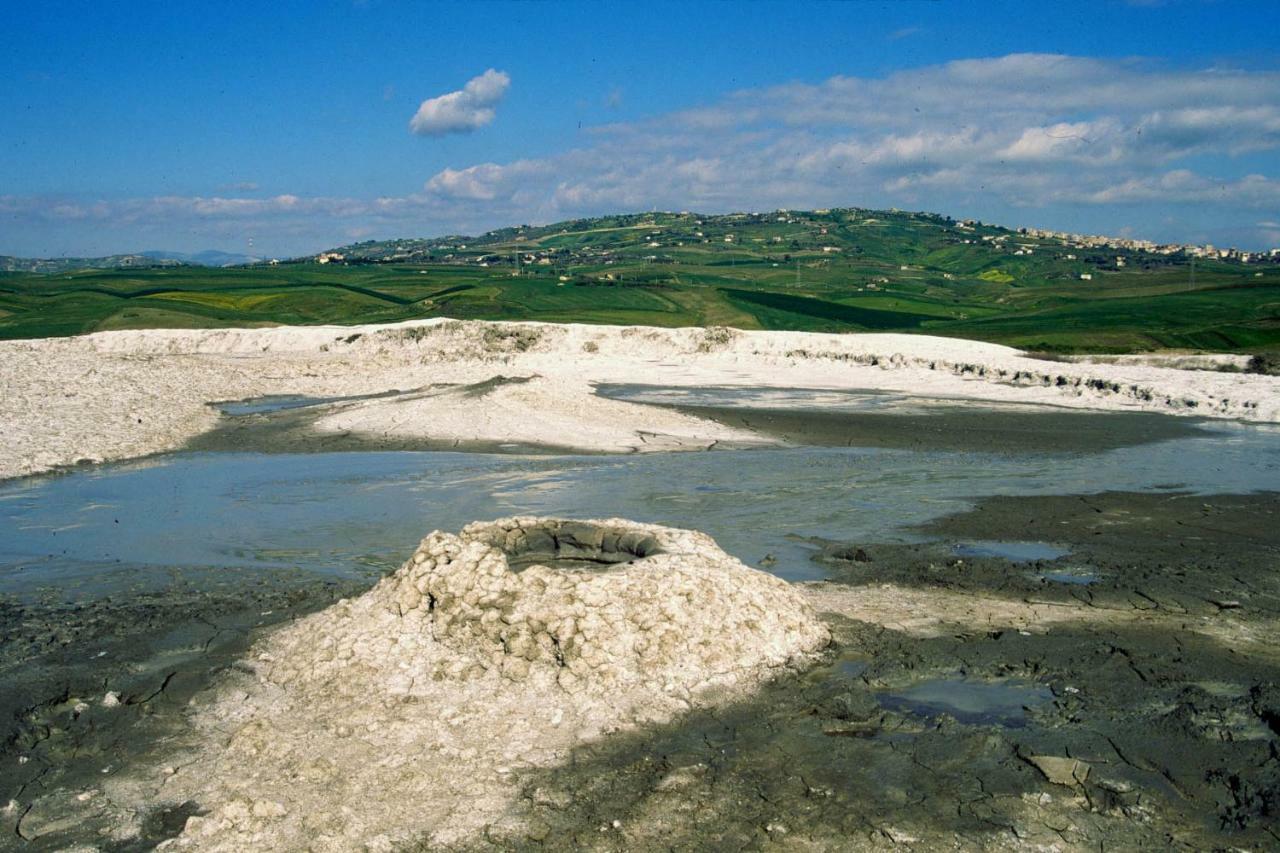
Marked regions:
[0,569,365,850]
[462,491,1280,851]
[4,491,1280,850]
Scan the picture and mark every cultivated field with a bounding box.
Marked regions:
[3,208,1278,353]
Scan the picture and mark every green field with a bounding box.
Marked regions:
[2,207,1278,354]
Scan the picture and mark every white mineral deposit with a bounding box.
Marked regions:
[140,518,828,850]
[2,319,1276,481]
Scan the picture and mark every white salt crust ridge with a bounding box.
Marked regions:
[141,518,829,850]
[2,318,1278,480]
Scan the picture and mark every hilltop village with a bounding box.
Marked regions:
[311,208,1280,273]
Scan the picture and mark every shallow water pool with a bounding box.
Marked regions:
[2,413,1278,600]
[952,540,1072,562]
[878,678,1055,727]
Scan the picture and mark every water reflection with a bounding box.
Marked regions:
[2,418,1278,600]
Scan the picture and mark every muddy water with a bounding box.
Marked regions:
[3,417,1278,598]
[876,677,1055,727]
[595,383,1219,452]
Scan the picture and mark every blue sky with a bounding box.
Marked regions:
[3,0,1279,257]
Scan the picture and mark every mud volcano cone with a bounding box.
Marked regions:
[366,517,830,700]
[158,518,829,849]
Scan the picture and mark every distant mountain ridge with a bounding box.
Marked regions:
[0,249,260,274]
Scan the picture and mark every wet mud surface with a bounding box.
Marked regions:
[596,383,1214,453]
[0,569,365,849]
[819,490,1280,617]
[7,490,1273,850]
[187,377,581,456]
[452,491,1280,851]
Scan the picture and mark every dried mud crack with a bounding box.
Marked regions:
[4,494,1280,850]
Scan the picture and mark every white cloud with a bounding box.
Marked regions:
[998,120,1125,163]
[8,54,1280,255]
[423,160,550,201]
[409,69,510,137]
[0,192,442,230]
[413,53,1280,239]
[1079,171,1280,206]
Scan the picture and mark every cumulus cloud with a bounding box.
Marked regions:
[423,160,551,201]
[9,54,1280,255]
[409,69,510,137]
[412,54,1280,246]
[1079,171,1280,206]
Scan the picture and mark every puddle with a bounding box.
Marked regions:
[215,395,333,416]
[1038,566,1100,585]
[813,656,870,686]
[878,678,1054,727]
[952,540,1071,562]
[833,659,870,679]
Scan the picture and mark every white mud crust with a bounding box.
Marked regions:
[118,518,828,850]
[3,319,1278,480]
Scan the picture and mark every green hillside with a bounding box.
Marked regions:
[2,207,1278,353]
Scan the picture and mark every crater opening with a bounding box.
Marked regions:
[499,520,664,573]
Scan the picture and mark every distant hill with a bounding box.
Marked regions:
[0,249,259,274]
[306,207,1274,269]
[0,253,188,274]
[1,206,1276,352]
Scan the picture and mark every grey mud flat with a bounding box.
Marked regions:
[0,568,367,850]
[450,490,1280,851]
[596,383,1213,453]
[186,377,599,457]
[8,491,1277,850]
